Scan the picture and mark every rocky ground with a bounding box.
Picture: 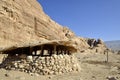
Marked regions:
[77,52,120,80]
[0,52,120,80]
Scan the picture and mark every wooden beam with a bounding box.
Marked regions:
[41,45,44,56]
[29,47,33,55]
[54,45,57,54]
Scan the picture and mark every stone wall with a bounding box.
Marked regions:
[0,54,80,75]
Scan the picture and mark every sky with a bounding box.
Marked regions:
[38,0,120,41]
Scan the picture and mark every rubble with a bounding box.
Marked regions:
[107,76,117,80]
[0,54,80,75]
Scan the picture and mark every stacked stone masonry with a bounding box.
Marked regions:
[0,54,80,75]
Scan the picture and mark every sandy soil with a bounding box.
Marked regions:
[77,53,120,80]
[0,53,120,80]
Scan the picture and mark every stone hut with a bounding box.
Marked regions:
[0,40,80,75]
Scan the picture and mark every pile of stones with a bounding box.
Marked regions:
[1,54,80,75]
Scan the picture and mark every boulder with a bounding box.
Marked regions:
[26,56,33,62]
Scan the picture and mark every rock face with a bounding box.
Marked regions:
[83,38,108,54]
[0,0,90,51]
[0,0,77,48]
[0,0,107,52]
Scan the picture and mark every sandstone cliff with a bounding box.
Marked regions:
[0,0,90,51]
[0,0,66,47]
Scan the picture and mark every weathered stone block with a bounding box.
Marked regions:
[26,56,33,62]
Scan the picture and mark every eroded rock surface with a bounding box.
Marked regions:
[0,0,91,52]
